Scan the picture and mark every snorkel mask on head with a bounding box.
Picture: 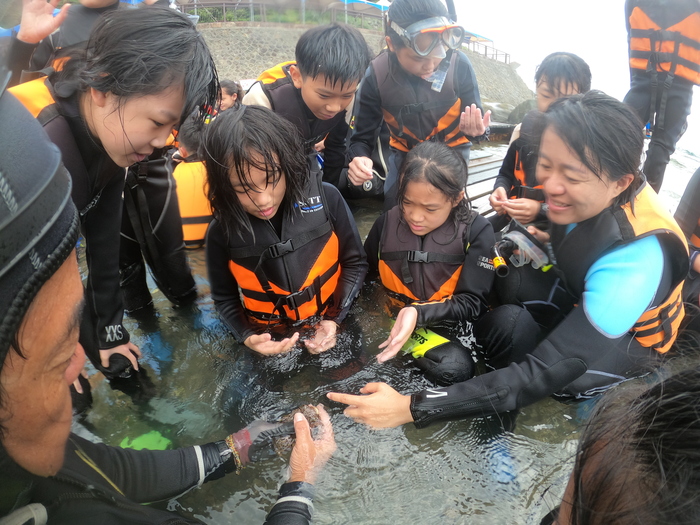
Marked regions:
[389,16,465,59]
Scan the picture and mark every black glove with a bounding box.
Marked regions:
[229,419,296,465]
[414,341,475,386]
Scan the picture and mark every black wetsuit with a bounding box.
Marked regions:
[8,76,131,376]
[0,435,314,524]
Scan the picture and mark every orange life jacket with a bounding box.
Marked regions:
[226,176,340,322]
[550,183,688,353]
[172,160,212,247]
[510,148,544,201]
[8,76,55,118]
[628,1,700,85]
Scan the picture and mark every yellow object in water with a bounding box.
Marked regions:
[401,327,451,358]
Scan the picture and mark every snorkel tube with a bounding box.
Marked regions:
[492,220,551,278]
[445,0,457,22]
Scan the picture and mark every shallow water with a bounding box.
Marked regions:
[75,141,697,524]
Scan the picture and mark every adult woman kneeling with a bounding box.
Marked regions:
[329,90,689,428]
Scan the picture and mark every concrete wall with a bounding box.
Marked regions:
[198,23,386,82]
[199,23,534,117]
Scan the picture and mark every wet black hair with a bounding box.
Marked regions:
[535,52,592,96]
[177,112,204,157]
[202,105,307,239]
[567,366,700,525]
[542,90,644,208]
[220,79,243,106]
[397,140,470,226]
[53,7,219,124]
[295,23,372,87]
[386,0,450,50]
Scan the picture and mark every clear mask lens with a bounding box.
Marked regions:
[442,27,465,50]
[413,32,440,56]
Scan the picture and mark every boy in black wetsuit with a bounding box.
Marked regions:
[242,23,372,188]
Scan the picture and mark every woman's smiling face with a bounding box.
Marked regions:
[536,127,632,225]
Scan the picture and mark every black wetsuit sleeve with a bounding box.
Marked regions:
[264,482,315,525]
[6,37,38,87]
[65,435,314,523]
[412,215,495,326]
[63,435,216,503]
[321,118,349,189]
[28,37,54,72]
[206,219,258,343]
[363,213,385,280]
[409,304,633,428]
[322,183,368,323]
[494,141,518,193]
[82,172,130,350]
[347,65,382,162]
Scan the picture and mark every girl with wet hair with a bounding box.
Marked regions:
[542,365,700,525]
[9,6,219,379]
[204,105,367,356]
[363,140,495,386]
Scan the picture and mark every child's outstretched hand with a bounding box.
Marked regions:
[377,307,418,363]
[245,332,299,355]
[459,104,491,137]
[304,320,337,354]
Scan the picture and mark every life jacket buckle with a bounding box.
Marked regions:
[282,285,315,310]
[268,239,293,258]
[407,250,429,263]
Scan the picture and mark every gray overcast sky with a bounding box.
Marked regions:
[457,0,630,98]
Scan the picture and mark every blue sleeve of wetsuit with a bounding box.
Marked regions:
[583,236,663,337]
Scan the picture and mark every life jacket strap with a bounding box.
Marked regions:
[381,250,464,284]
[229,221,331,260]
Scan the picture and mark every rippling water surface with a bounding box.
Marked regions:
[75,141,698,524]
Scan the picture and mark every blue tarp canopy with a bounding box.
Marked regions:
[464,30,492,43]
[340,0,389,10]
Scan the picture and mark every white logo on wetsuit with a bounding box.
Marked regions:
[105,325,123,343]
[477,255,495,271]
[425,389,448,398]
[297,195,323,214]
